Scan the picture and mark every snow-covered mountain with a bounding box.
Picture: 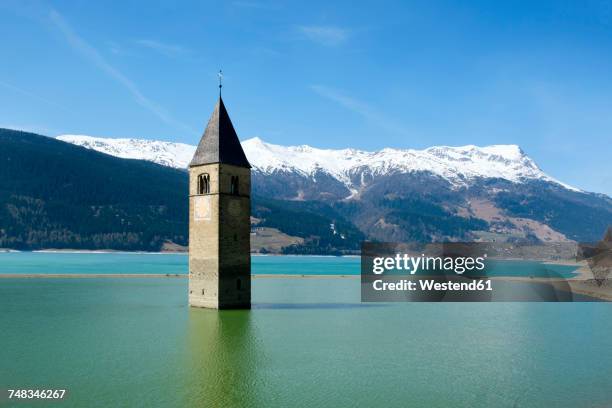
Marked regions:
[1,128,608,252]
[0,128,603,247]
[57,135,195,169]
[56,134,577,193]
[242,137,577,192]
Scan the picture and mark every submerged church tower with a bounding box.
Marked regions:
[188,95,251,309]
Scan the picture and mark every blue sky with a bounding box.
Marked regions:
[1,0,611,195]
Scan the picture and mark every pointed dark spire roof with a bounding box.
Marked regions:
[189,97,251,168]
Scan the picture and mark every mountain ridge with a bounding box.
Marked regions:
[55,133,611,245]
[56,134,581,196]
[1,129,607,252]
[1,129,363,253]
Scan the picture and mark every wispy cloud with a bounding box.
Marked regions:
[310,85,409,136]
[48,10,196,136]
[134,39,191,57]
[106,41,132,56]
[297,25,349,46]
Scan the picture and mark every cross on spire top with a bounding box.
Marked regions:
[218,69,223,96]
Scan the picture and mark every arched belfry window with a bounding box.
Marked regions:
[197,173,210,194]
[230,176,239,195]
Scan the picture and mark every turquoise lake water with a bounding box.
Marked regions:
[0,251,578,277]
[1,253,610,407]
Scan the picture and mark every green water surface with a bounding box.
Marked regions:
[1,254,610,407]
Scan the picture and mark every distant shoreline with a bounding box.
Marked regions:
[0,249,359,257]
[0,250,582,261]
[33,249,185,254]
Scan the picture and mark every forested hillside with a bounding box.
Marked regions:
[2,129,610,252]
[0,129,363,253]
[0,129,189,251]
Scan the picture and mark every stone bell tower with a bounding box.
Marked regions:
[188,94,251,309]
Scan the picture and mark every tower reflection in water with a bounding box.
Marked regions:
[182,309,266,408]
